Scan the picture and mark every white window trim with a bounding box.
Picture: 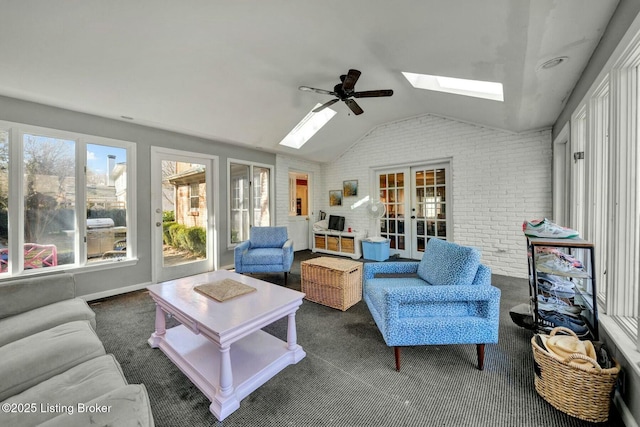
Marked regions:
[227,158,275,248]
[567,12,640,364]
[0,119,137,277]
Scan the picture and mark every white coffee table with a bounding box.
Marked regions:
[147,270,306,421]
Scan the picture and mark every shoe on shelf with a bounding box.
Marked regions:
[537,294,582,316]
[536,254,585,276]
[537,272,575,298]
[523,218,579,239]
[538,311,590,338]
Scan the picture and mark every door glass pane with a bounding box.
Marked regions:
[23,134,75,269]
[162,160,207,267]
[230,163,250,243]
[378,172,404,247]
[253,167,270,226]
[0,131,7,273]
[86,144,127,263]
[414,165,448,255]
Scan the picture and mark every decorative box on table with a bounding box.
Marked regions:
[301,257,363,311]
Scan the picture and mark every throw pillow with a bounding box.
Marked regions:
[417,238,481,286]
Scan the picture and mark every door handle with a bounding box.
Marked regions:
[411,216,416,219]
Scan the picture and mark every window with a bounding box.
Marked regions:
[190,183,199,211]
[0,120,135,276]
[565,21,640,350]
[86,143,129,262]
[0,131,8,272]
[228,160,273,245]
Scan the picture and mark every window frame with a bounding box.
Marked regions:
[227,159,274,248]
[563,12,640,367]
[0,120,137,277]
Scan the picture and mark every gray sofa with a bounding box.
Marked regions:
[0,273,154,426]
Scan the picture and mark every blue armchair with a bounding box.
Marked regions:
[363,238,501,371]
[234,227,294,286]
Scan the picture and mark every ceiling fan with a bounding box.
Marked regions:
[299,69,393,115]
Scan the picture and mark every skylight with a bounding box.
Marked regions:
[402,72,504,102]
[279,103,337,149]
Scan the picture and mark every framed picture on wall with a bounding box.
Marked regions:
[329,190,342,206]
[343,180,358,197]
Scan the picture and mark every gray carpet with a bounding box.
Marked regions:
[91,251,622,426]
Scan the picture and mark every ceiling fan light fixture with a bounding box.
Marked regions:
[279,103,337,149]
[402,72,504,102]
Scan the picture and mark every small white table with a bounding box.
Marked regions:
[147,270,306,421]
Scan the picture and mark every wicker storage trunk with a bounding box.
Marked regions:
[301,257,362,311]
[531,327,620,422]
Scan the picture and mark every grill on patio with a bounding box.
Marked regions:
[87,218,126,258]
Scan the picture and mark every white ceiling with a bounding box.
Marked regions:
[0,1,619,162]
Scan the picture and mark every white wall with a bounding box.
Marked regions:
[318,114,552,278]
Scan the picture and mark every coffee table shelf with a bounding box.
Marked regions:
[147,270,306,421]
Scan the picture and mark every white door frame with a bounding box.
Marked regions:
[150,146,219,283]
[372,159,452,260]
[409,162,451,259]
[552,123,571,227]
[287,169,313,251]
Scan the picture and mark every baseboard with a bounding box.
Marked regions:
[80,281,151,302]
[614,390,639,427]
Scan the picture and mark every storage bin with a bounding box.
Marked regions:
[314,235,326,249]
[362,238,390,261]
[341,237,355,253]
[327,236,339,252]
[531,327,620,422]
[301,257,362,311]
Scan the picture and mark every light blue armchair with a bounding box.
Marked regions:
[234,227,294,286]
[363,238,501,371]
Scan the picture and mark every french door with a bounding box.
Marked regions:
[150,147,217,283]
[376,162,450,259]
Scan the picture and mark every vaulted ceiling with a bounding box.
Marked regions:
[0,1,619,162]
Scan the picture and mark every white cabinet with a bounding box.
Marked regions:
[312,230,365,260]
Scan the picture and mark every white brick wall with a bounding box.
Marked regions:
[316,114,552,278]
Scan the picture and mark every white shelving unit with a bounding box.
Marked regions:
[312,230,365,260]
[527,236,599,340]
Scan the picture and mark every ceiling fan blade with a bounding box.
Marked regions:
[341,69,361,92]
[344,99,364,115]
[313,98,339,113]
[353,89,394,98]
[299,86,335,96]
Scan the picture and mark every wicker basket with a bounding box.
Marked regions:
[301,257,362,311]
[531,327,620,422]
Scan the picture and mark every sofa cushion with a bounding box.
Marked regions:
[0,354,128,426]
[39,384,155,427]
[0,273,76,320]
[242,248,284,265]
[0,298,96,347]
[0,320,105,401]
[416,238,480,286]
[249,226,288,248]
